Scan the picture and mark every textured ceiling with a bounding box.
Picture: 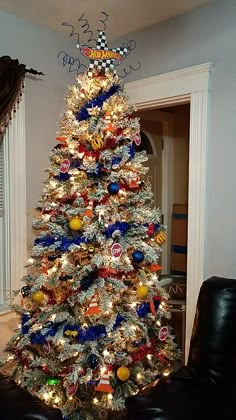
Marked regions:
[0,0,212,41]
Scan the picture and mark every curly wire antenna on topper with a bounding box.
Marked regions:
[117,61,142,79]
[78,13,96,44]
[57,51,88,75]
[98,11,109,32]
[62,22,80,44]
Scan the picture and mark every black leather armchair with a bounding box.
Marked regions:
[0,373,62,419]
[126,276,236,420]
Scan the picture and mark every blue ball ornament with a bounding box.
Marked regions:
[132,250,145,263]
[21,285,31,297]
[80,276,94,291]
[87,354,99,369]
[107,182,120,195]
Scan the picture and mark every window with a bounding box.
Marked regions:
[0,94,27,308]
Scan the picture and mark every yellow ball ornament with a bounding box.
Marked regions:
[32,290,44,303]
[91,136,104,150]
[137,285,149,299]
[155,231,167,245]
[69,217,82,231]
[117,366,130,382]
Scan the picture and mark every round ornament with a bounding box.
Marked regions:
[117,366,130,382]
[111,243,123,258]
[43,342,51,354]
[21,285,31,297]
[66,382,78,397]
[107,182,120,195]
[159,326,169,341]
[48,254,60,262]
[132,250,145,263]
[69,217,82,231]
[75,171,87,183]
[60,159,70,173]
[137,285,149,299]
[87,354,99,369]
[91,136,104,150]
[32,290,44,303]
[80,276,94,291]
[133,134,141,146]
[155,232,167,245]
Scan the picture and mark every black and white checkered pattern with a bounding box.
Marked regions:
[88,31,127,76]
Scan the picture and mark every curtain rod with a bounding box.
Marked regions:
[25,67,45,76]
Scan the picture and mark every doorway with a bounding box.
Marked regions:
[136,104,190,360]
[126,62,213,359]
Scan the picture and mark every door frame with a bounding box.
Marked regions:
[126,63,213,357]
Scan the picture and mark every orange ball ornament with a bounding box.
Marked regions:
[32,290,45,303]
[91,136,104,150]
[117,366,130,381]
[155,232,167,245]
[137,285,149,299]
[69,217,82,231]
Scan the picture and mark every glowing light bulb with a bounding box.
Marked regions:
[147,354,152,361]
[51,314,56,321]
[130,302,137,308]
[103,349,110,356]
[43,392,50,400]
[137,373,142,380]
[156,320,161,327]
[54,396,60,403]
[107,393,113,400]
[93,398,99,404]
[163,369,171,376]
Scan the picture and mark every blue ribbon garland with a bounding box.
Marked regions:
[23,299,161,344]
[75,85,120,122]
[34,222,161,251]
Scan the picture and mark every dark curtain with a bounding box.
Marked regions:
[0,56,26,134]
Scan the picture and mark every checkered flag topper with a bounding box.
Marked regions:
[77,31,127,75]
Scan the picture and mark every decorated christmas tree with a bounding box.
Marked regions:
[4,31,179,419]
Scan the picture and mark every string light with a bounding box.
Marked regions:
[136,373,142,380]
[163,369,171,376]
[147,354,152,361]
[107,393,113,400]
[93,398,99,404]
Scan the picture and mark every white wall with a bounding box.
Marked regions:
[117,0,236,279]
[0,10,77,249]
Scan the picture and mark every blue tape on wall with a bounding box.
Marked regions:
[172,245,187,254]
[172,213,188,220]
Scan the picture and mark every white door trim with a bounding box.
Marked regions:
[3,92,27,300]
[126,62,213,358]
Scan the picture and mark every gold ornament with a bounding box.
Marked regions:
[64,330,78,338]
[54,287,69,304]
[91,136,104,150]
[137,285,149,299]
[69,217,82,231]
[117,366,130,381]
[74,171,87,184]
[155,232,167,245]
[32,290,45,303]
